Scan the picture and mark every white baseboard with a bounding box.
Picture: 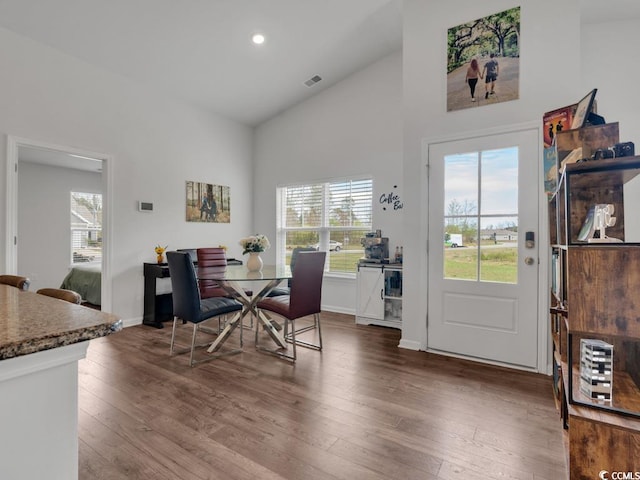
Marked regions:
[398,339,422,351]
[426,348,540,373]
[122,317,143,328]
[123,307,354,329]
[321,305,355,316]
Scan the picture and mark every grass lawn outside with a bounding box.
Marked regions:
[285,248,363,273]
[284,243,517,281]
[444,245,518,283]
[283,243,518,281]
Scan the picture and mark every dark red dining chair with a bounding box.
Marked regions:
[197,247,255,330]
[196,248,228,298]
[0,274,30,291]
[256,251,326,361]
[267,246,317,297]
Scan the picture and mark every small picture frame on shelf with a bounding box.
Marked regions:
[543,104,575,148]
[577,204,622,243]
[570,88,598,130]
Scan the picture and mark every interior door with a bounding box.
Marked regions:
[427,129,540,369]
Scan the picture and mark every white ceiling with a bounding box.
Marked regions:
[0,0,403,127]
[2,0,639,134]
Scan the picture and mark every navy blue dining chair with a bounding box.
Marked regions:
[166,251,243,366]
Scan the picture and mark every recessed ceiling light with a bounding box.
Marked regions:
[252,33,265,45]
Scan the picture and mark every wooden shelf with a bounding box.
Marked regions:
[552,156,640,246]
[549,151,640,478]
[569,364,640,428]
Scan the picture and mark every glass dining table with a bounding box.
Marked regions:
[197,264,292,353]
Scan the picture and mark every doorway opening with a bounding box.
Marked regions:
[5,136,112,312]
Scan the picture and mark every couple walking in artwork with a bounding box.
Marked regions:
[464,53,499,102]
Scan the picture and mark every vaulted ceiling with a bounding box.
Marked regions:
[0,0,402,127]
[0,1,637,129]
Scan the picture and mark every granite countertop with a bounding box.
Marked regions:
[0,285,122,360]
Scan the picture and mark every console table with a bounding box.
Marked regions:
[143,262,173,328]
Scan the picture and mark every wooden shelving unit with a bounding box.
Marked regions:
[549,155,640,478]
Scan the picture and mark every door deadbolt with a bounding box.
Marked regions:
[525,231,535,249]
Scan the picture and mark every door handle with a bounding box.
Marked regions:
[524,256,535,266]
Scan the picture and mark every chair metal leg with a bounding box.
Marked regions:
[284,313,322,351]
[198,314,228,336]
[316,313,323,350]
[169,316,178,355]
[170,316,242,366]
[290,319,297,361]
[254,313,296,362]
[189,323,198,367]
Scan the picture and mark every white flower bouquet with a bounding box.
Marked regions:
[239,234,271,254]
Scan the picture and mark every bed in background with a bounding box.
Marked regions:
[60,262,101,306]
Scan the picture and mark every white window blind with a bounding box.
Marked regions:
[277,178,373,274]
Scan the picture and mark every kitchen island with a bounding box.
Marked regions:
[0,285,122,480]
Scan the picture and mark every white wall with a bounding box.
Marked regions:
[18,161,102,292]
[582,19,640,242]
[253,52,403,314]
[401,0,582,353]
[581,19,640,145]
[0,27,254,322]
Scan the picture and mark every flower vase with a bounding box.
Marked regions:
[246,252,263,272]
[157,254,164,264]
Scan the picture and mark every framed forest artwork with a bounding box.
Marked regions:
[185,180,230,223]
[447,6,520,111]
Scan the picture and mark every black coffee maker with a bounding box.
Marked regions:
[360,234,389,263]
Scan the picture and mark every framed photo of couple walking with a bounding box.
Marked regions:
[446,6,520,112]
[185,180,231,223]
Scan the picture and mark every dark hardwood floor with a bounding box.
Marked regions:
[78,312,567,479]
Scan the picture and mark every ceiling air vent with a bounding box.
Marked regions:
[304,75,322,87]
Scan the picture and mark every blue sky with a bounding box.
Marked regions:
[444,146,518,229]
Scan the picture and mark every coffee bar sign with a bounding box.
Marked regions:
[380,185,403,211]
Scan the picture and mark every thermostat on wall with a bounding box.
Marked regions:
[138,201,153,212]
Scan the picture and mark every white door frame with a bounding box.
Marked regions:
[5,135,113,313]
[422,121,549,374]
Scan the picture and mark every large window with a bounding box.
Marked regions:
[277,178,373,274]
[71,192,102,264]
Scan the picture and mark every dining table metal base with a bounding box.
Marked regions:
[206,278,288,354]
